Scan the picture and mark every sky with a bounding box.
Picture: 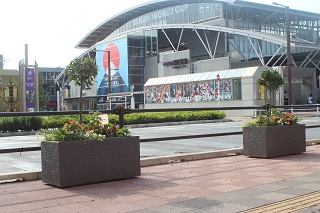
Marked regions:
[1,0,319,70]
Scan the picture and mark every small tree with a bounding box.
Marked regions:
[65,57,98,123]
[38,74,48,111]
[257,69,284,105]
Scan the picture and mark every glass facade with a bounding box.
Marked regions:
[128,34,145,103]
[227,5,319,44]
[144,29,158,57]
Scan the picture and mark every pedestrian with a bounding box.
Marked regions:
[307,94,314,104]
[284,91,288,105]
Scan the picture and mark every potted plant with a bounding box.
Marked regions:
[257,68,284,105]
[38,112,141,188]
[242,109,305,158]
[243,69,305,158]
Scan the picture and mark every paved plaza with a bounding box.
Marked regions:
[0,145,320,212]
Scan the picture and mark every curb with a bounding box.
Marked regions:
[0,148,243,182]
[0,131,37,137]
[140,148,243,167]
[0,140,319,183]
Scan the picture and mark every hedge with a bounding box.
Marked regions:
[0,110,225,132]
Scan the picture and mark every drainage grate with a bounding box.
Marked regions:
[239,191,320,213]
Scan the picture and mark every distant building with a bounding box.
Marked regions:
[38,67,64,111]
[57,0,320,115]
[0,54,3,70]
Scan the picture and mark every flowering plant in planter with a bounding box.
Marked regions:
[38,112,130,141]
[243,109,302,127]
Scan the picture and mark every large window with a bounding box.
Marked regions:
[128,35,145,96]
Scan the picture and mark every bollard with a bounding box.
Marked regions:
[317,106,319,117]
[266,102,271,117]
[291,104,293,114]
[118,105,125,129]
[113,105,125,128]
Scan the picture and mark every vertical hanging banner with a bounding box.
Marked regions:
[25,67,35,109]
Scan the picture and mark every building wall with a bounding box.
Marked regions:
[158,50,191,77]
[282,67,317,104]
[194,57,231,73]
[144,56,158,83]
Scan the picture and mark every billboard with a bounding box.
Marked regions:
[25,67,35,109]
[96,38,129,99]
[145,79,233,104]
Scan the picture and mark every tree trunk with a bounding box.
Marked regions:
[79,82,83,123]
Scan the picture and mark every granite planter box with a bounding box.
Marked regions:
[243,125,306,158]
[41,136,140,188]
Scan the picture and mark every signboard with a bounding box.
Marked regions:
[25,68,35,109]
[163,58,188,68]
[96,38,129,96]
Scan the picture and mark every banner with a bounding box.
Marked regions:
[25,68,35,109]
[96,38,129,99]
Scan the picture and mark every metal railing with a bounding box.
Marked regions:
[0,104,320,154]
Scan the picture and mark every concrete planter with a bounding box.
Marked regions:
[41,136,140,188]
[243,125,306,158]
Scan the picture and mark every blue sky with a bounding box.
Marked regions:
[1,0,319,70]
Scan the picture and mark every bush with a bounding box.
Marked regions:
[0,116,43,132]
[0,110,226,132]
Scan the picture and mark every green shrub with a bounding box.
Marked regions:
[0,116,43,132]
[0,110,226,132]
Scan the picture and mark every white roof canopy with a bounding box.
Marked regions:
[144,67,250,86]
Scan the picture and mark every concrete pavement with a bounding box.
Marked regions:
[1,145,320,212]
[1,113,320,212]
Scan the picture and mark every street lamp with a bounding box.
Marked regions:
[216,73,220,106]
[105,50,112,109]
[130,85,135,109]
[272,2,292,105]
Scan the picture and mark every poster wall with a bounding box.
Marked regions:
[25,67,35,109]
[96,38,129,101]
[145,79,232,104]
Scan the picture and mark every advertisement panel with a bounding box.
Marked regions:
[96,38,129,99]
[25,67,35,109]
[145,79,233,104]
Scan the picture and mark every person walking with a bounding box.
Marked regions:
[307,94,314,104]
[284,91,288,105]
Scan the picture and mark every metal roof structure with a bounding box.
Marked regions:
[75,0,320,49]
[55,0,320,84]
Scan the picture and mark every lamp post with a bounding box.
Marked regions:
[216,74,220,106]
[106,51,112,109]
[96,50,112,109]
[130,85,135,109]
[272,2,292,105]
